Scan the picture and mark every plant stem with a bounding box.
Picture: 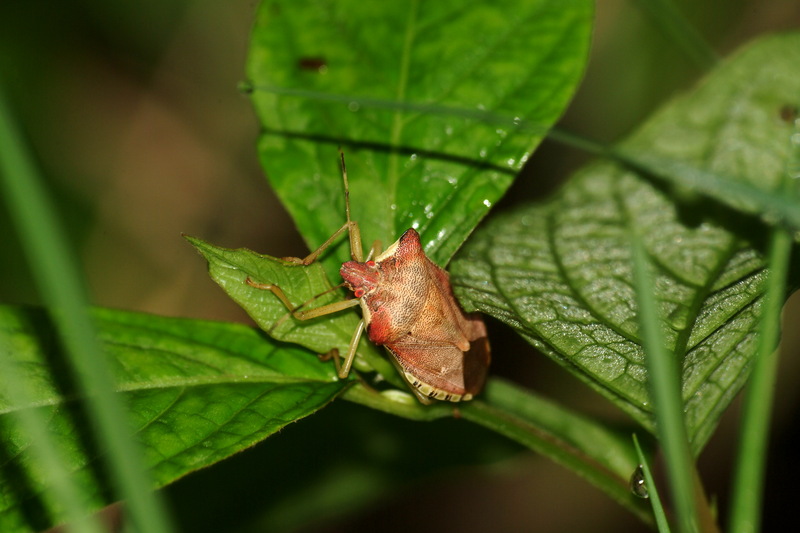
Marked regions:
[633,0,718,70]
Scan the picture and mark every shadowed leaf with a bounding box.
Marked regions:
[451,33,800,453]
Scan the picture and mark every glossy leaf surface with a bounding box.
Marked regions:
[247,0,593,276]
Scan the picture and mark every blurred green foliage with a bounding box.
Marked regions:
[1,1,798,532]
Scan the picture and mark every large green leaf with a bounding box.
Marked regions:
[0,306,347,531]
[0,304,655,530]
[450,33,800,453]
[246,0,593,276]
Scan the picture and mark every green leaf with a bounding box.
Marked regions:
[0,306,347,530]
[246,0,593,276]
[1,303,655,530]
[451,34,800,453]
[185,235,398,387]
[616,33,800,233]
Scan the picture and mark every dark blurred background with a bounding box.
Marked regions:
[1,1,799,531]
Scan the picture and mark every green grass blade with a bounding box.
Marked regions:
[633,433,671,533]
[633,0,718,70]
[629,231,698,533]
[0,89,173,532]
[0,324,104,528]
[727,229,789,533]
[727,125,798,533]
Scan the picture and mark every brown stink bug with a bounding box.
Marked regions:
[246,153,490,402]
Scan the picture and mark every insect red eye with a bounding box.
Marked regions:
[366,260,376,268]
[354,288,365,298]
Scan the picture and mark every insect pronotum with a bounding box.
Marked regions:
[246,153,491,402]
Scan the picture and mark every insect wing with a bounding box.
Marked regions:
[386,324,489,402]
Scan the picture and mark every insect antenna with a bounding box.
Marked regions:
[339,149,352,227]
[338,148,364,262]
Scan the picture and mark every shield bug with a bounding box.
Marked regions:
[247,153,490,402]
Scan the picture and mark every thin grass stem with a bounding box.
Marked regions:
[0,88,174,533]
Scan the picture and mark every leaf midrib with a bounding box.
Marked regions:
[0,375,344,416]
[387,0,419,235]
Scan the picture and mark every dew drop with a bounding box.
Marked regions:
[348,101,360,112]
[630,465,649,499]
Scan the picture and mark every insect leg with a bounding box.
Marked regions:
[339,319,365,378]
[279,153,365,265]
[282,220,360,266]
[245,277,359,332]
[292,297,361,320]
[339,150,364,263]
[318,348,342,375]
[245,278,296,312]
[365,240,382,261]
